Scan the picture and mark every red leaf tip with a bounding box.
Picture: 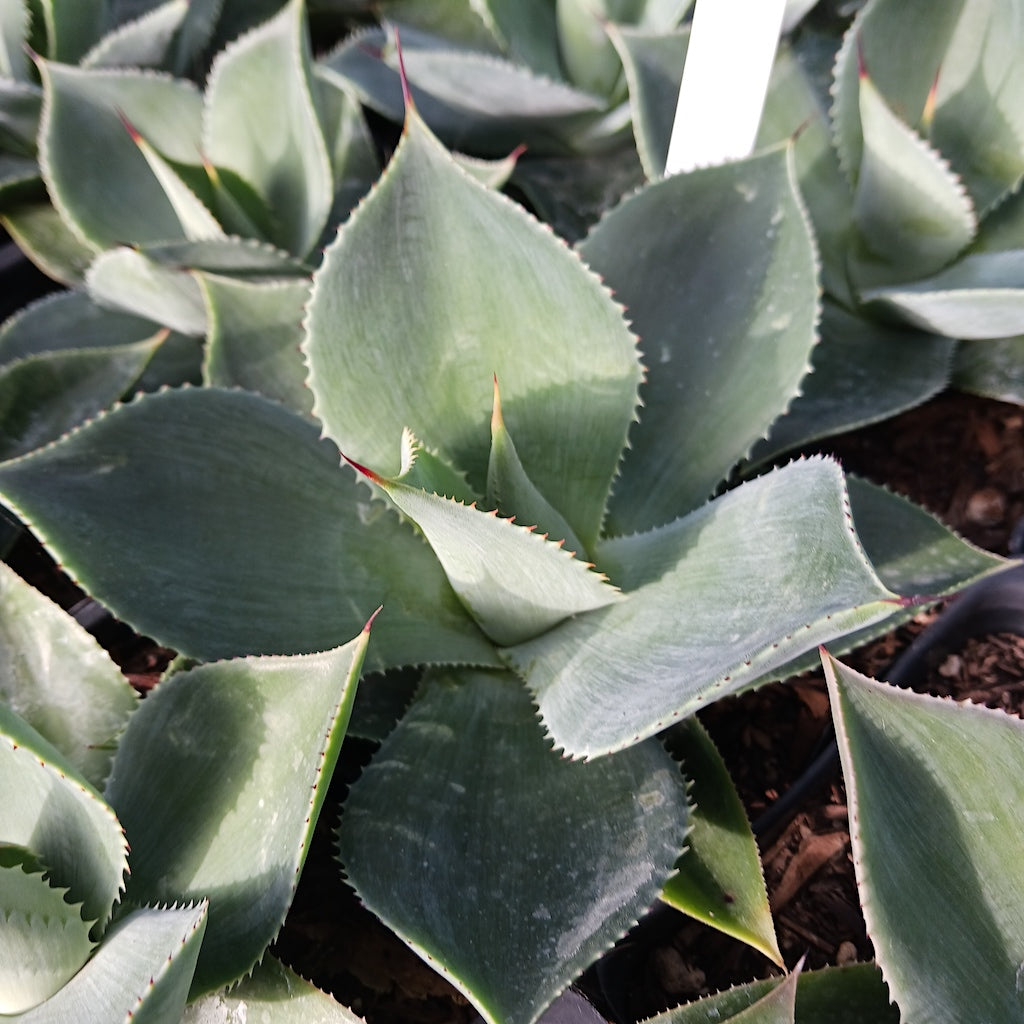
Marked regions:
[116,108,142,143]
[393,27,414,114]
[363,605,383,633]
[342,452,385,485]
[491,373,504,432]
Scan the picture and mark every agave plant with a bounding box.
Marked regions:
[0,0,328,218]
[0,0,385,461]
[0,557,370,1020]
[0,66,1009,1021]
[617,0,1024,460]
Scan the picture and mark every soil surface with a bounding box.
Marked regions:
[6,391,1024,1023]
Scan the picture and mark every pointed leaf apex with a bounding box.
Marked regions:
[921,67,940,135]
[363,606,383,633]
[857,40,867,80]
[491,373,504,433]
[116,108,143,145]
[342,452,385,486]
[394,27,414,116]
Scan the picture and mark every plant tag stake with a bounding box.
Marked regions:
[665,0,788,175]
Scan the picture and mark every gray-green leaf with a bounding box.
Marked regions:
[337,667,689,1024]
[0,560,136,788]
[506,458,898,757]
[580,145,819,534]
[824,650,1024,1024]
[304,105,642,552]
[105,626,372,996]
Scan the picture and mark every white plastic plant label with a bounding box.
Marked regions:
[666,0,788,174]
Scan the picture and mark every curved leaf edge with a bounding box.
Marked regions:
[302,99,645,540]
[35,59,204,255]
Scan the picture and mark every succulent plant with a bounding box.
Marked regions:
[0,556,370,1020]
[2,2,1023,1021]
[690,0,1024,457]
[0,0,383,459]
[0,76,1008,1022]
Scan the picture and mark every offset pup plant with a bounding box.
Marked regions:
[0,53,1010,1021]
[0,558,371,1020]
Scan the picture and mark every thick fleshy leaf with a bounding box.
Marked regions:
[953,335,1024,403]
[182,955,364,1024]
[847,475,1010,597]
[37,61,204,250]
[0,289,199,391]
[0,560,137,788]
[486,377,583,552]
[7,903,208,1024]
[758,473,1013,682]
[81,0,188,69]
[337,667,689,1024]
[646,962,898,1023]
[350,459,621,647]
[758,43,855,305]
[849,71,976,285]
[314,71,380,234]
[579,145,818,535]
[0,859,94,1013]
[39,0,105,64]
[0,387,498,669]
[0,337,161,459]
[555,0,621,98]
[832,0,1024,214]
[203,0,331,257]
[610,25,689,180]
[728,966,799,1024]
[750,300,954,463]
[85,248,208,335]
[662,718,781,964]
[863,250,1024,340]
[0,157,39,206]
[319,25,605,158]
[106,625,371,996]
[304,105,642,551]
[1,199,95,286]
[374,3,502,53]
[973,182,1024,253]
[137,236,311,276]
[394,428,477,504]
[0,0,31,81]
[200,273,313,419]
[823,651,1024,1024]
[556,0,690,100]
[452,146,523,190]
[0,703,128,932]
[120,116,225,242]
[0,78,42,155]
[474,0,563,78]
[505,458,899,757]
[0,290,161,362]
